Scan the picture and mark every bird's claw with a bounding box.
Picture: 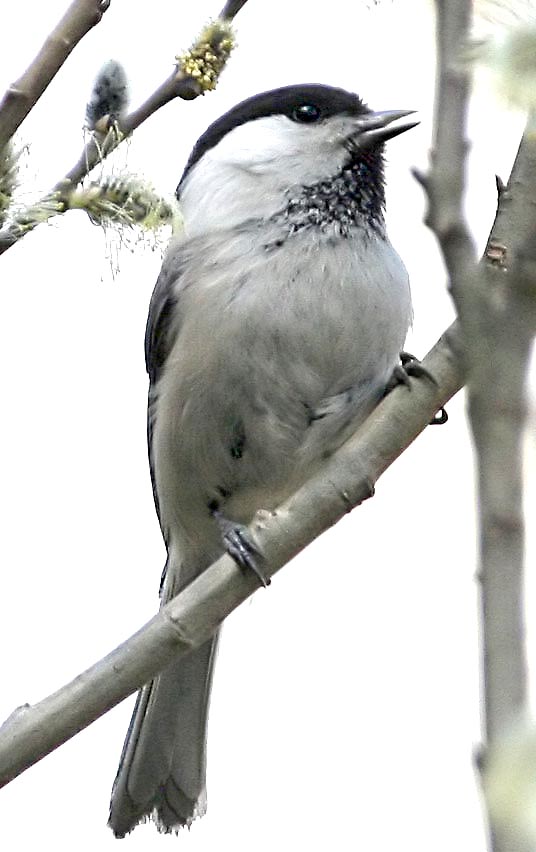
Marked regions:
[386,363,412,391]
[429,407,448,425]
[224,524,270,587]
[385,351,448,426]
[214,511,270,587]
[399,351,438,386]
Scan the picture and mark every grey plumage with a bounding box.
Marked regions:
[108,84,414,836]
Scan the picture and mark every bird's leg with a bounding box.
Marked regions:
[210,504,270,587]
[385,351,448,426]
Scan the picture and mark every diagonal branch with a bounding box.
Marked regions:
[0,0,111,153]
[0,322,464,789]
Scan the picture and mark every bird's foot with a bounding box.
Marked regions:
[385,351,448,426]
[212,509,270,587]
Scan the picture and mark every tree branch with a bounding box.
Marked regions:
[0,0,110,154]
[472,121,536,745]
[0,3,249,255]
[423,2,536,850]
[420,0,479,312]
[219,0,250,18]
[0,323,464,789]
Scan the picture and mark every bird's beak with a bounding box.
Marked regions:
[347,110,419,149]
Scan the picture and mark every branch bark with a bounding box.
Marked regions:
[422,0,478,302]
[0,0,110,154]
[0,322,464,789]
[423,2,536,850]
[473,125,536,749]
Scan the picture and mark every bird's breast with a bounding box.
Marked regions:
[153,224,412,531]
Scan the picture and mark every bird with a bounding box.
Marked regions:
[108,83,416,836]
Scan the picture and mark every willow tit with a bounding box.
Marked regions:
[108,84,415,836]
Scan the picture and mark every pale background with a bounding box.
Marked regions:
[0,1,534,849]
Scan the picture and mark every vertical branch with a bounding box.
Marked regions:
[429,4,534,749]
[427,0,478,294]
[421,2,536,850]
[432,0,471,213]
[473,126,536,744]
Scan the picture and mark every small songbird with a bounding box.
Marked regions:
[108,84,415,836]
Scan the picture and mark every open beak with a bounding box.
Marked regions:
[347,109,419,150]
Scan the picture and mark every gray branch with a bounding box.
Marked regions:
[0,323,464,789]
[473,127,536,752]
[423,2,536,849]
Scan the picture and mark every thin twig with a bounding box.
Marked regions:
[0,0,110,153]
[61,70,206,188]
[0,323,464,788]
[220,0,250,18]
[425,0,478,311]
[0,6,249,256]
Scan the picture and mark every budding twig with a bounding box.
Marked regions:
[0,4,248,255]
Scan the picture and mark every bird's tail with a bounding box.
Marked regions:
[108,609,219,836]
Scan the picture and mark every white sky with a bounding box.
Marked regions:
[0,1,534,850]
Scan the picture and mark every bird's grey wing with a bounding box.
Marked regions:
[144,252,184,533]
[145,251,183,384]
[109,245,219,836]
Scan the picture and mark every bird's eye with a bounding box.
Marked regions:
[292,104,321,123]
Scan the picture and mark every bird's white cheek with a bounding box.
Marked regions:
[179,160,284,235]
[196,114,348,181]
[203,114,302,169]
[178,116,350,235]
